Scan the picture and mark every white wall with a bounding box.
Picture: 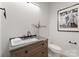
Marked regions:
[1,2,78,57]
[37,2,50,38]
[0,3,7,57]
[0,3,2,57]
[49,2,79,50]
[1,2,49,57]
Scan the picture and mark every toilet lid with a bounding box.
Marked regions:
[48,44,62,51]
[48,44,62,53]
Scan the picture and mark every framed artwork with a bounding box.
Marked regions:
[57,3,79,32]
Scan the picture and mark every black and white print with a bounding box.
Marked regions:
[58,3,79,32]
[59,8,78,28]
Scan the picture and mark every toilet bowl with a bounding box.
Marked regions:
[48,43,62,54]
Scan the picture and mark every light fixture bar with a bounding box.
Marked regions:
[31,2,40,7]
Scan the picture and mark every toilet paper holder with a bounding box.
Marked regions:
[69,41,77,45]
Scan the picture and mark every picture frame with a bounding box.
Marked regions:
[57,3,79,32]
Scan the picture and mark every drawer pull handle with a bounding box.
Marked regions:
[42,43,44,46]
[42,52,44,54]
[25,50,28,53]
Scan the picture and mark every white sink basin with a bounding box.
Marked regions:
[11,38,38,46]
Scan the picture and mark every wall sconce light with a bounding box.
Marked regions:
[0,8,6,19]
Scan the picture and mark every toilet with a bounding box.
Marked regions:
[48,43,78,57]
[48,43,62,57]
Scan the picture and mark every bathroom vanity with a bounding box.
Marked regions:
[9,36,48,57]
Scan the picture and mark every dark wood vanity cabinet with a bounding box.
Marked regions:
[10,39,48,57]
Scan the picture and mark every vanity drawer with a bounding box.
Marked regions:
[29,40,47,49]
[11,47,30,57]
[29,46,47,56]
[10,39,48,57]
[31,48,48,57]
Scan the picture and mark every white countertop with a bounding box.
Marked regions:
[9,36,47,51]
